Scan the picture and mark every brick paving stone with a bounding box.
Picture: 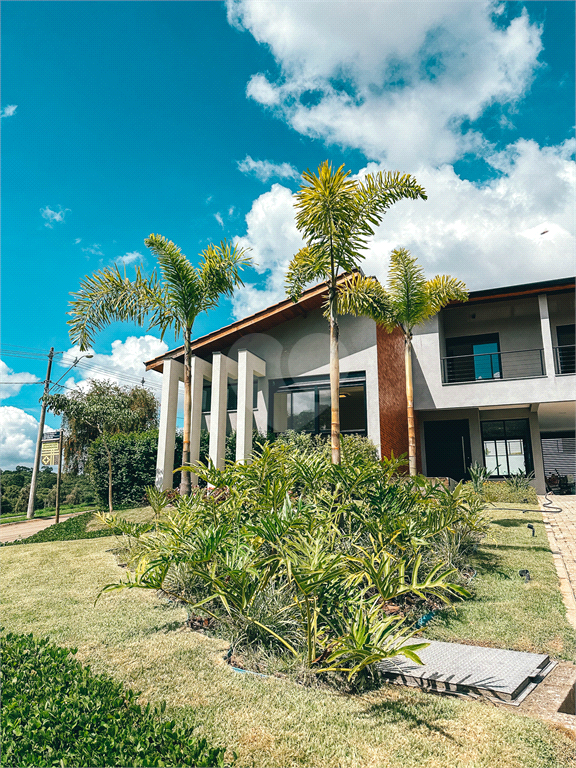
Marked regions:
[539,494,576,631]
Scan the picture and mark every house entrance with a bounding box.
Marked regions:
[424,419,472,481]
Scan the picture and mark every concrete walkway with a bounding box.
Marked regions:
[539,494,576,631]
[0,512,85,543]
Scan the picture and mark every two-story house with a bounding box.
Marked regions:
[145,276,575,494]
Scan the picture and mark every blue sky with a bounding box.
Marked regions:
[1,0,574,468]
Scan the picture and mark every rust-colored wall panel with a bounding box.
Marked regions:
[376,326,409,462]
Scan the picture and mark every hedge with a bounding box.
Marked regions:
[1,631,230,767]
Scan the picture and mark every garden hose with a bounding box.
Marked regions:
[541,492,562,513]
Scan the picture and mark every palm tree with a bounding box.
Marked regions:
[67,235,252,495]
[382,248,468,475]
[286,161,427,464]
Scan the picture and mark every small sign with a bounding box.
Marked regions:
[41,438,61,466]
[43,430,62,442]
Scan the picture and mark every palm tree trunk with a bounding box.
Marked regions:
[329,288,341,465]
[181,328,192,496]
[404,335,417,476]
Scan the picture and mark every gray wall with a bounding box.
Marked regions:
[201,309,382,451]
[411,293,575,411]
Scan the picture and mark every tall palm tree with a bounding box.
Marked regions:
[67,234,252,495]
[382,248,468,475]
[286,161,427,464]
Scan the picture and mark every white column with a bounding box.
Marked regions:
[208,352,238,469]
[538,294,555,377]
[236,350,266,463]
[189,356,212,486]
[156,358,184,490]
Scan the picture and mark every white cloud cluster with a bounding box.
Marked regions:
[232,183,304,317]
[0,406,56,470]
[230,138,575,317]
[59,335,169,396]
[82,243,104,256]
[40,205,70,228]
[1,105,17,118]
[0,360,39,400]
[229,0,543,168]
[116,251,143,266]
[238,155,299,182]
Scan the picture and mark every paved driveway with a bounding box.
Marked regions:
[0,512,85,543]
[539,494,576,630]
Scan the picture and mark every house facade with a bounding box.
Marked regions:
[145,276,575,494]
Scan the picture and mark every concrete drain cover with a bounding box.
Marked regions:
[377,639,557,705]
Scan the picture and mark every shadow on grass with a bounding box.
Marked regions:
[361,697,460,743]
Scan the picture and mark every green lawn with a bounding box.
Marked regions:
[425,503,576,660]
[0,503,96,525]
[1,525,575,768]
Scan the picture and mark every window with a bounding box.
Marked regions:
[270,373,367,435]
[227,382,237,411]
[202,381,211,413]
[253,377,259,410]
[203,378,259,412]
[444,334,501,383]
[481,419,533,477]
[556,324,575,374]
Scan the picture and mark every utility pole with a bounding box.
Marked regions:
[27,347,55,519]
[55,430,63,524]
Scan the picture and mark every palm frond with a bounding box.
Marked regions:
[285,246,330,302]
[145,234,203,329]
[336,274,390,323]
[384,248,430,333]
[199,240,252,303]
[67,265,160,350]
[424,275,469,316]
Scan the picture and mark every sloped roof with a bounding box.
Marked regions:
[145,278,336,373]
[145,274,575,373]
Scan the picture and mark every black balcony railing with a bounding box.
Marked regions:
[441,348,545,384]
[554,345,575,375]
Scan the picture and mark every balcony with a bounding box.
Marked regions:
[441,348,545,384]
[554,345,575,375]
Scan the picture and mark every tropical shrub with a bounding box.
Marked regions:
[98,443,477,686]
[482,480,538,505]
[1,631,230,767]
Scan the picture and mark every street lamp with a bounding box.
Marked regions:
[26,351,94,520]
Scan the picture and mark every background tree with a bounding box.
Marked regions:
[67,235,252,495]
[45,381,158,513]
[381,248,468,475]
[286,161,427,464]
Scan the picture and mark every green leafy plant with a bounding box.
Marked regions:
[505,469,536,492]
[468,462,496,495]
[1,631,230,767]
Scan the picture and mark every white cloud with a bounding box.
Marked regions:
[74,238,82,245]
[231,183,304,317]
[0,406,57,470]
[1,105,18,118]
[214,212,224,227]
[116,251,143,266]
[0,361,40,400]
[58,336,169,396]
[82,243,104,256]
[40,205,70,228]
[238,155,300,182]
[230,138,575,314]
[228,206,235,216]
[230,1,543,168]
